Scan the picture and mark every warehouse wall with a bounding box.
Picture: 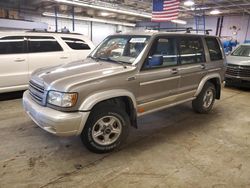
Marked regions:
[20,13,133,45]
[137,15,250,44]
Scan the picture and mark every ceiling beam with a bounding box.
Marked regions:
[223,0,250,14]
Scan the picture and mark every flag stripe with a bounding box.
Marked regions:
[153,9,179,14]
[152,0,180,22]
[163,0,178,3]
[152,16,179,21]
[152,12,179,17]
[163,2,180,7]
[162,6,180,11]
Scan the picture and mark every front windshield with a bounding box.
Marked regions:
[91,35,150,64]
[232,45,250,57]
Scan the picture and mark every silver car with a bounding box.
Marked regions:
[225,44,250,87]
[23,32,226,153]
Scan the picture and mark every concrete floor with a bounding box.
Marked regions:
[0,87,250,188]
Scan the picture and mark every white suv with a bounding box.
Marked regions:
[0,31,95,93]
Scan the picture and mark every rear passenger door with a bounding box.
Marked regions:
[205,37,224,70]
[0,36,29,90]
[27,36,70,76]
[178,36,207,96]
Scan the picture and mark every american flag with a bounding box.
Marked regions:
[152,0,180,22]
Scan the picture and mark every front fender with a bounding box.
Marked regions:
[79,89,137,111]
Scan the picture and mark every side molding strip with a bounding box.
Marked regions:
[140,76,181,86]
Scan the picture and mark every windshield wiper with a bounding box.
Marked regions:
[94,57,127,69]
[108,58,127,69]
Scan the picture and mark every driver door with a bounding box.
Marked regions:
[137,36,180,114]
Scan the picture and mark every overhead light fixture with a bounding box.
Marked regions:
[54,0,151,18]
[171,19,187,25]
[210,9,221,15]
[42,12,136,27]
[184,0,195,7]
[100,12,110,17]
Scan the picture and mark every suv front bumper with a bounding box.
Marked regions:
[225,64,250,82]
[23,90,90,136]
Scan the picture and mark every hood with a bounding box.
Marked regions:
[227,55,250,66]
[31,58,135,91]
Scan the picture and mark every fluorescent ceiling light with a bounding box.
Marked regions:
[100,12,110,17]
[42,12,136,27]
[210,9,221,15]
[171,19,187,25]
[184,0,195,7]
[54,0,151,18]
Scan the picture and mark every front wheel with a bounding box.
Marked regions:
[81,104,130,153]
[192,82,216,113]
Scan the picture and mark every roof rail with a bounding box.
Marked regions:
[145,27,212,35]
[26,29,82,35]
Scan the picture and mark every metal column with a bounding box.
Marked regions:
[90,21,93,41]
[72,6,75,32]
[244,15,250,42]
[54,6,58,32]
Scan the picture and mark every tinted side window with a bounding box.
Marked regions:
[143,37,177,69]
[28,36,63,53]
[62,37,91,50]
[179,37,205,65]
[0,36,26,54]
[205,37,223,61]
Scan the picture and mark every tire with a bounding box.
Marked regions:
[192,82,216,114]
[81,104,130,153]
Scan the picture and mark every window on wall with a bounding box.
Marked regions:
[62,37,91,50]
[179,37,205,65]
[205,37,223,61]
[28,36,63,53]
[0,36,26,54]
[144,37,178,69]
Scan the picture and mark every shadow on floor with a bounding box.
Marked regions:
[0,91,25,101]
[224,84,250,92]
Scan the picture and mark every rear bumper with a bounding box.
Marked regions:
[23,90,90,136]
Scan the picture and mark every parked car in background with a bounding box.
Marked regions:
[0,31,95,93]
[225,44,250,87]
[23,32,226,153]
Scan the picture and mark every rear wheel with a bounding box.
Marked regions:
[192,82,216,113]
[81,104,130,153]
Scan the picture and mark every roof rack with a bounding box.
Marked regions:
[26,29,82,35]
[145,27,212,35]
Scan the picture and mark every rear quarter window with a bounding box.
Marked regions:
[62,37,91,50]
[205,37,223,61]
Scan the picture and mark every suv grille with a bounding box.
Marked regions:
[29,80,45,105]
[226,64,250,78]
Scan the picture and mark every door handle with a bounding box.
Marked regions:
[60,56,69,59]
[14,58,25,62]
[201,64,206,69]
[171,68,178,75]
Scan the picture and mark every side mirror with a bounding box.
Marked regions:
[148,55,163,67]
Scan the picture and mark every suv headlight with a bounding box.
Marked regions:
[47,91,78,107]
